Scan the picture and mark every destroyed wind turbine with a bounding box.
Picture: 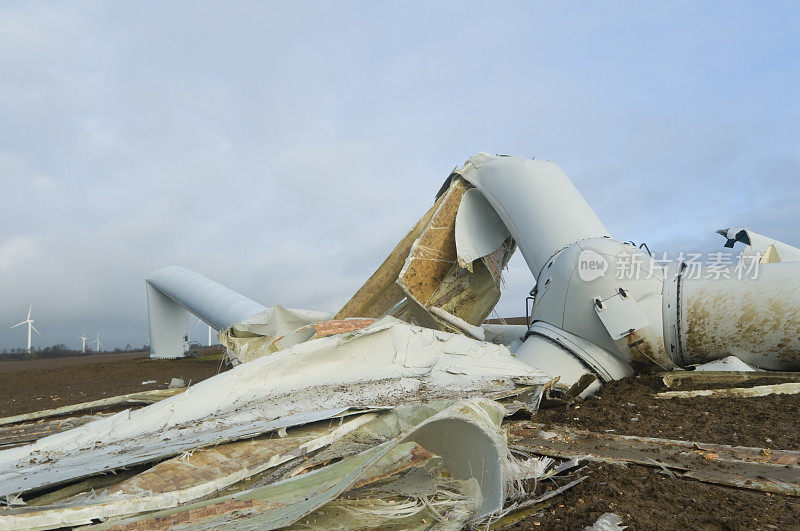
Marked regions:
[10,305,39,353]
[144,152,800,389]
[3,152,800,529]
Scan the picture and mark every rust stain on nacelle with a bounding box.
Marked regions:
[684,285,800,370]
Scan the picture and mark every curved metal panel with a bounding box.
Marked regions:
[147,266,267,331]
[146,266,267,358]
[454,153,609,279]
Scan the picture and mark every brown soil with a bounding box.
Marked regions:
[0,352,147,373]
[0,351,228,417]
[510,374,800,529]
[535,374,800,450]
[2,355,798,529]
[484,317,529,325]
[510,462,800,530]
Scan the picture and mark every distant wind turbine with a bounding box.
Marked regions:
[79,332,88,353]
[10,305,39,353]
[194,316,216,346]
[90,333,102,352]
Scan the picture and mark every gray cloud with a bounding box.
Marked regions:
[2,2,800,350]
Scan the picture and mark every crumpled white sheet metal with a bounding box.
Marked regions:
[0,317,547,497]
[398,398,509,518]
[220,305,333,363]
[455,187,511,271]
[453,152,610,279]
[0,407,353,500]
[228,306,333,339]
[93,399,515,530]
[0,415,379,530]
[430,306,486,340]
[146,267,328,359]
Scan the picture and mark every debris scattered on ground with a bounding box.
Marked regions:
[509,422,800,495]
[167,377,184,389]
[585,512,627,531]
[535,374,800,450]
[656,381,800,399]
[3,351,799,529]
[660,369,800,389]
[3,153,800,529]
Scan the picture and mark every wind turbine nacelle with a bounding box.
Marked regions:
[456,153,800,396]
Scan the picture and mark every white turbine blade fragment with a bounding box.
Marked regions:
[27,305,31,320]
[106,439,420,529]
[0,317,547,496]
[717,227,800,263]
[430,306,486,340]
[586,512,627,531]
[30,324,39,335]
[10,321,26,329]
[230,305,332,339]
[0,414,378,529]
[454,153,609,278]
[71,398,509,529]
[692,355,759,372]
[221,305,335,363]
[454,188,511,271]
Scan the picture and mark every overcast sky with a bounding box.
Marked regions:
[1,2,799,351]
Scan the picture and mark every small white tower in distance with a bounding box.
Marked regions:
[90,333,102,352]
[10,305,39,353]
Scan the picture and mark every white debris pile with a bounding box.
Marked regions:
[0,317,585,529]
[4,151,800,529]
[0,389,589,529]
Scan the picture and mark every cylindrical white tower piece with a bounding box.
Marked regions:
[146,266,267,358]
[454,153,610,280]
[668,262,800,370]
